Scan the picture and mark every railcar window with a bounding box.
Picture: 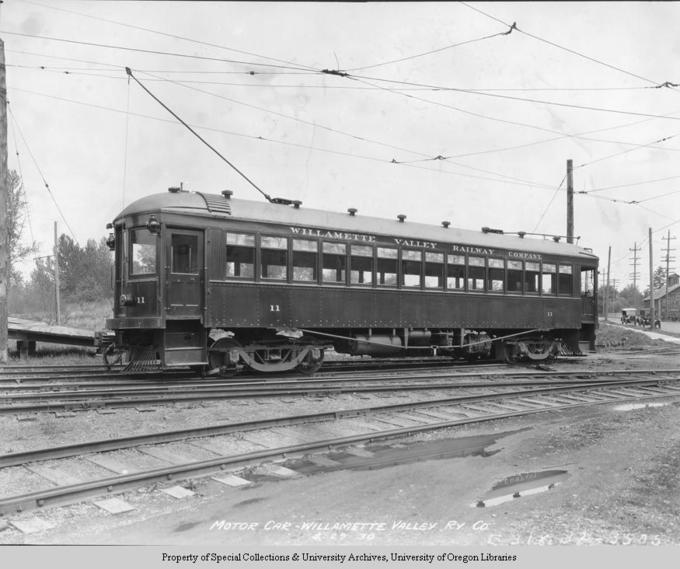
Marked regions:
[558,264,573,295]
[542,263,557,294]
[377,247,398,286]
[446,254,465,290]
[171,234,198,274]
[350,245,374,285]
[581,268,595,296]
[525,261,540,294]
[507,260,523,293]
[226,233,255,279]
[292,239,318,282]
[488,258,505,292]
[130,229,156,275]
[322,242,347,284]
[261,236,288,280]
[467,256,485,292]
[401,249,422,287]
[425,252,444,289]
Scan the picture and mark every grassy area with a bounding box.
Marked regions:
[596,322,658,350]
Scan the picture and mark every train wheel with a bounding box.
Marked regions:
[297,348,324,375]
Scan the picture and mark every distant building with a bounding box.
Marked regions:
[644,273,680,320]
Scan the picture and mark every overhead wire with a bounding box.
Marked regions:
[7,105,77,240]
[11,86,563,191]
[125,67,273,203]
[459,1,666,87]
[21,0,321,72]
[7,103,36,247]
[344,26,515,72]
[533,175,566,232]
[0,29,315,73]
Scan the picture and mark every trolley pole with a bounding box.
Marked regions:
[566,159,574,244]
[649,228,655,326]
[54,221,60,325]
[0,38,8,363]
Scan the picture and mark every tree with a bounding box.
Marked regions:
[618,284,643,308]
[57,235,113,302]
[6,170,36,285]
[652,266,666,290]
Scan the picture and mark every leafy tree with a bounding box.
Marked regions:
[618,284,643,308]
[6,171,37,285]
[652,266,666,290]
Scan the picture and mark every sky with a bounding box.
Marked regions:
[2,0,680,289]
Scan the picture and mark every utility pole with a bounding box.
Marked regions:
[53,221,60,325]
[649,228,655,326]
[566,159,574,244]
[0,37,8,364]
[605,246,611,322]
[661,230,676,320]
[629,242,641,291]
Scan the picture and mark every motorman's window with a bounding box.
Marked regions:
[322,242,346,284]
[542,263,557,294]
[558,264,573,295]
[581,267,595,296]
[350,245,373,285]
[226,233,255,279]
[171,234,198,274]
[377,247,398,286]
[507,260,523,293]
[260,236,288,280]
[425,252,444,289]
[467,256,485,291]
[446,254,465,290]
[292,239,318,282]
[488,258,505,292]
[525,261,540,294]
[130,229,156,275]
[401,249,422,287]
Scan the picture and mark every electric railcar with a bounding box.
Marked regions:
[104,188,598,374]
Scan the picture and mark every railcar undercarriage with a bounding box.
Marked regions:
[104,325,587,375]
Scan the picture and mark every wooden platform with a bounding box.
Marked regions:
[7,317,96,357]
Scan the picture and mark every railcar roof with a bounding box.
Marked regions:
[118,191,598,260]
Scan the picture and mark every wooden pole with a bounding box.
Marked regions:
[54,221,60,325]
[0,38,8,363]
[605,245,611,322]
[566,159,574,244]
[649,227,655,326]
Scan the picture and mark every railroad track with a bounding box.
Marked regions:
[1,370,679,517]
[3,369,680,414]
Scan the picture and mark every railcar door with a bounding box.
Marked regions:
[166,229,204,319]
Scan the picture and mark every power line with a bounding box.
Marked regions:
[11,86,563,192]
[0,29,313,72]
[7,104,77,240]
[137,70,557,189]
[584,174,680,193]
[345,26,515,72]
[22,0,320,72]
[348,72,680,122]
[533,174,566,232]
[575,133,680,169]
[460,2,666,87]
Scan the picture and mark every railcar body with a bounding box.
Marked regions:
[105,188,599,373]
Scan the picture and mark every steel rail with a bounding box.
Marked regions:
[1,382,680,515]
[2,376,679,468]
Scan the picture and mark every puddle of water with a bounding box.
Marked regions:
[475,469,569,508]
[290,427,530,474]
[613,402,669,412]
